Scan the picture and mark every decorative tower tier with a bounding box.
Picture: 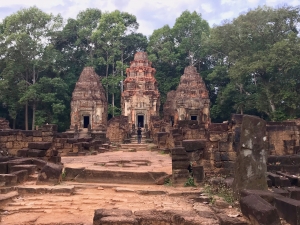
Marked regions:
[121,52,160,128]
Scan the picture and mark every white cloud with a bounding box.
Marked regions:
[201,3,213,13]
[0,0,298,35]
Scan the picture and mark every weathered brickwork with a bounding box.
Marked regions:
[121,52,160,129]
[70,67,107,130]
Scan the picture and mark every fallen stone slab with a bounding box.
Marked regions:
[136,190,167,195]
[31,158,47,170]
[272,188,289,197]
[93,209,134,225]
[155,174,172,185]
[10,164,37,175]
[17,185,75,194]
[36,162,63,185]
[114,187,135,192]
[0,191,18,206]
[240,189,281,205]
[287,187,300,200]
[28,142,52,150]
[267,172,282,187]
[274,195,300,225]
[217,214,249,225]
[7,158,33,173]
[182,139,206,152]
[240,194,281,225]
[276,171,299,186]
[11,170,28,183]
[0,174,17,186]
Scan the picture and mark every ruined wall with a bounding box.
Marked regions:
[0,124,59,162]
[266,122,300,155]
[70,67,107,130]
[121,52,160,128]
[106,116,130,143]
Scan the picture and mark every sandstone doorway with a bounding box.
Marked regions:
[191,115,197,121]
[83,116,90,128]
[137,115,144,128]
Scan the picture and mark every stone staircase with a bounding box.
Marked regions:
[119,143,148,151]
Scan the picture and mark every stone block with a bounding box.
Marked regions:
[172,161,190,170]
[272,188,289,197]
[267,172,282,187]
[287,187,300,201]
[240,194,281,225]
[220,152,230,161]
[192,165,204,183]
[32,130,42,137]
[93,209,135,225]
[31,158,47,170]
[27,149,46,157]
[48,156,61,164]
[274,195,300,225]
[171,147,187,155]
[11,170,28,183]
[10,164,36,175]
[17,148,29,157]
[7,158,33,173]
[208,123,228,132]
[42,136,53,142]
[0,162,8,174]
[0,174,17,186]
[219,142,230,152]
[214,152,221,162]
[182,139,206,152]
[28,142,52,150]
[209,131,228,142]
[36,162,63,185]
[232,115,268,198]
[5,142,13,149]
[32,137,43,142]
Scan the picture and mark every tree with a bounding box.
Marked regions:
[0,7,63,129]
[92,10,139,117]
[207,5,300,121]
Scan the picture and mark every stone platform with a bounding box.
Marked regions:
[62,150,172,184]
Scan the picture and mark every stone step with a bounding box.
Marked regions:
[0,191,18,205]
[120,144,148,150]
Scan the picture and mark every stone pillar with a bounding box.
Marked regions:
[232,115,268,199]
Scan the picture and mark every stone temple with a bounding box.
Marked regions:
[163,65,210,127]
[70,67,107,130]
[121,52,160,128]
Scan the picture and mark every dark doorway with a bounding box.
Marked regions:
[191,115,197,121]
[137,115,144,127]
[83,116,90,128]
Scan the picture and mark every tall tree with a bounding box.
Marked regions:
[92,10,139,117]
[207,6,300,121]
[0,7,63,129]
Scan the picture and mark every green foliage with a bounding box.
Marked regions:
[184,176,196,187]
[204,181,235,205]
[164,178,172,186]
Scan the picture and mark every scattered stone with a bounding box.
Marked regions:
[240,194,281,225]
[36,163,63,185]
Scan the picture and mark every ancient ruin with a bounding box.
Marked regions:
[2,53,300,225]
[121,52,160,129]
[163,66,210,127]
[70,67,107,131]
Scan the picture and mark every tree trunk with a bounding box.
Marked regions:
[32,66,36,130]
[32,102,36,130]
[13,119,16,129]
[106,53,109,100]
[25,103,28,130]
[112,61,115,117]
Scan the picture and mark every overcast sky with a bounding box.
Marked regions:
[0,0,299,36]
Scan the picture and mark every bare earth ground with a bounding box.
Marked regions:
[0,150,245,225]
